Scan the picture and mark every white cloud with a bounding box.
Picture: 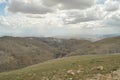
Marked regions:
[0,12,119,37]
[104,0,120,11]
[0,14,66,37]
[43,0,96,10]
[64,5,106,24]
[7,0,53,14]
[0,0,5,3]
[0,0,120,37]
[7,0,96,14]
[104,10,120,27]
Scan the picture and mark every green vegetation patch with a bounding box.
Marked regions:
[0,54,120,80]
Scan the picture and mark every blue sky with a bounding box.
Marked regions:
[97,0,105,4]
[0,2,6,16]
[0,3,5,15]
[0,0,120,38]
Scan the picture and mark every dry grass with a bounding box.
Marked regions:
[0,54,120,80]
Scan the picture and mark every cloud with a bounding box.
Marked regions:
[0,0,4,3]
[0,16,11,27]
[104,0,119,11]
[6,0,96,14]
[0,0,5,3]
[104,10,120,27]
[43,0,96,10]
[0,14,66,37]
[0,13,119,37]
[0,0,120,37]
[7,0,53,14]
[64,5,106,24]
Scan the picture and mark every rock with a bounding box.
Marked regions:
[69,78,73,80]
[96,66,104,70]
[76,70,83,74]
[112,69,120,80]
[106,74,112,80]
[67,70,75,75]
[91,66,104,71]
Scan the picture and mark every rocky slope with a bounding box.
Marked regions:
[0,54,119,80]
[0,36,57,72]
[0,36,120,72]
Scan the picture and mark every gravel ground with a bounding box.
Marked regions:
[86,69,120,80]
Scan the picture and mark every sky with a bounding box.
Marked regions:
[0,0,120,38]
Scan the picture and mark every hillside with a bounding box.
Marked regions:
[67,36,120,56]
[0,54,120,80]
[0,36,57,72]
[34,36,120,56]
[0,36,92,72]
[0,36,120,72]
[34,37,91,57]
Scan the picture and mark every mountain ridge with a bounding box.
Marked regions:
[0,36,120,72]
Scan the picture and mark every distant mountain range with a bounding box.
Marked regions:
[0,36,120,72]
[53,33,120,41]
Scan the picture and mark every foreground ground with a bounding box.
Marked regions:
[0,54,120,80]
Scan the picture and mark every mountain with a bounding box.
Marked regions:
[0,54,120,80]
[0,36,120,72]
[34,36,120,56]
[33,37,91,57]
[0,36,57,72]
[68,36,120,56]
